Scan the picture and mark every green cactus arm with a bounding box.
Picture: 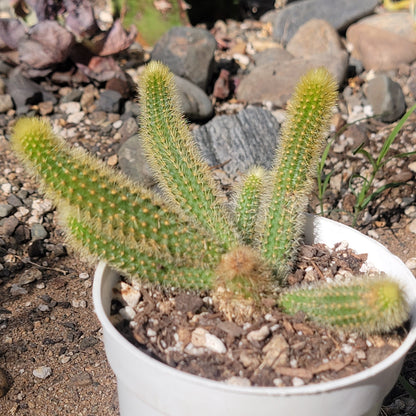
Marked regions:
[11,117,225,266]
[278,275,409,334]
[257,67,338,278]
[234,167,266,245]
[65,213,215,289]
[138,61,238,249]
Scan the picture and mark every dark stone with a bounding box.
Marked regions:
[366,75,406,123]
[151,27,217,90]
[95,90,123,113]
[79,336,99,350]
[14,224,31,244]
[174,75,213,121]
[28,239,46,258]
[6,194,23,207]
[0,216,19,236]
[6,68,57,111]
[193,106,280,178]
[61,89,83,103]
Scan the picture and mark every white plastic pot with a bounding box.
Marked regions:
[93,215,416,416]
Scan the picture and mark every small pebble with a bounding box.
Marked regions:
[10,285,28,296]
[79,272,89,280]
[247,325,270,343]
[191,328,226,354]
[405,258,416,270]
[225,376,251,386]
[119,306,136,321]
[33,366,52,379]
[292,377,305,387]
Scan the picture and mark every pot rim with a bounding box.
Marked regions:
[93,215,416,397]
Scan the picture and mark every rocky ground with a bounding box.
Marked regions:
[1,0,416,415]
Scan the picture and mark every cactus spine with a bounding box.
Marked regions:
[257,68,337,278]
[11,118,225,268]
[11,63,409,335]
[278,276,409,334]
[234,167,265,245]
[139,62,238,249]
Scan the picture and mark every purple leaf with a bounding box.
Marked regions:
[18,21,75,69]
[0,19,26,50]
[96,20,137,57]
[64,0,99,37]
[25,0,64,21]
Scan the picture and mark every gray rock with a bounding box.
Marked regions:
[118,135,156,188]
[0,203,14,218]
[175,75,213,121]
[365,75,406,123]
[251,47,294,68]
[6,68,57,111]
[6,194,23,207]
[0,94,13,112]
[31,223,49,240]
[236,55,346,107]
[266,0,378,45]
[151,27,217,91]
[193,106,280,178]
[119,117,139,141]
[95,90,123,113]
[0,216,19,236]
[61,88,83,103]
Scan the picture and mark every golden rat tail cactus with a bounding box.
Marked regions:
[11,62,409,334]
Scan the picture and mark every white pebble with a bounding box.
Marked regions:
[33,366,52,379]
[113,120,123,129]
[120,306,136,321]
[292,377,305,387]
[341,344,353,354]
[191,328,226,354]
[1,183,12,194]
[406,258,416,270]
[10,284,28,296]
[38,304,49,312]
[32,199,53,215]
[79,272,90,280]
[225,376,251,386]
[247,325,270,343]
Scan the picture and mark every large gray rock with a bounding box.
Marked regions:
[266,0,378,45]
[365,75,406,123]
[193,106,280,178]
[151,27,217,91]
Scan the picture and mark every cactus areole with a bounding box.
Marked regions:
[11,62,409,334]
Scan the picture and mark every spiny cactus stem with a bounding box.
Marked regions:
[11,118,224,266]
[258,68,338,277]
[139,61,238,249]
[66,213,216,289]
[234,167,266,245]
[278,275,409,334]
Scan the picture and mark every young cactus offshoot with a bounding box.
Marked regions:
[11,62,409,334]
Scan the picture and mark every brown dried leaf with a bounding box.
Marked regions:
[0,18,26,50]
[96,20,137,57]
[18,21,74,68]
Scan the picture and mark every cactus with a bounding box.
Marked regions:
[234,167,266,245]
[11,62,409,334]
[279,276,409,333]
[257,68,338,278]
